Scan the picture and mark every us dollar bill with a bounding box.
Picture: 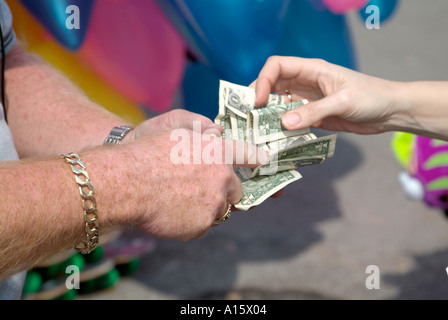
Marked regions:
[251,157,326,178]
[219,80,285,119]
[214,80,337,211]
[251,135,336,178]
[265,133,317,153]
[270,134,337,162]
[247,100,310,144]
[233,167,302,211]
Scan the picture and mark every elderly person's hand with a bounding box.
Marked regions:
[125,109,223,143]
[119,129,268,241]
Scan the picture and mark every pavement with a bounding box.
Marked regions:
[79,0,448,300]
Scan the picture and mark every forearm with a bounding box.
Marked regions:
[0,147,139,280]
[4,44,134,158]
[386,81,448,140]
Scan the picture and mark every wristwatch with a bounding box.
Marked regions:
[103,125,135,145]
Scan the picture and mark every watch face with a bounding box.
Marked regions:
[111,128,127,137]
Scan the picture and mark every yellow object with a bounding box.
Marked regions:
[391,132,415,170]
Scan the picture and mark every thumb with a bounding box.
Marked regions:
[281,94,342,130]
[170,110,223,136]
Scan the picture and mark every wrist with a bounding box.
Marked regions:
[385,81,448,140]
[77,146,142,232]
[121,126,137,144]
[382,80,417,133]
[103,125,135,145]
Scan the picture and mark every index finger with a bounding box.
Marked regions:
[254,56,323,106]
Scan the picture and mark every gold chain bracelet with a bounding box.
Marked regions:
[61,153,99,254]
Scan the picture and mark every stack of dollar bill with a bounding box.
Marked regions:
[215,80,337,211]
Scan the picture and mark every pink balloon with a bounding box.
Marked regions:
[322,0,369,14]
[79,0,186,113]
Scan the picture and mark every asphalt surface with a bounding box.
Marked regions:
[79,0,448,300]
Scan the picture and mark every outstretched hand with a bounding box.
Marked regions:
[251,56,401,135]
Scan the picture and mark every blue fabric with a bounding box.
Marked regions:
[1,0,16,54]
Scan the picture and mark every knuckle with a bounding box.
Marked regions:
[266,55,281,65]
[212,193,227,211]
[224,166,236,184]
[169,109,186,117]
[311,58,327,67]
[214,164,233,181]
[303,102,318,118]
[168,109,187,123]
[336,89,351,107]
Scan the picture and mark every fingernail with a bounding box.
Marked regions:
[204,125,222,137]
[282,112,301,128]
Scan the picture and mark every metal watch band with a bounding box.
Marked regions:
[103,125,134,145]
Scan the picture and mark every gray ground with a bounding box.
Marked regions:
[80,0,448,300]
